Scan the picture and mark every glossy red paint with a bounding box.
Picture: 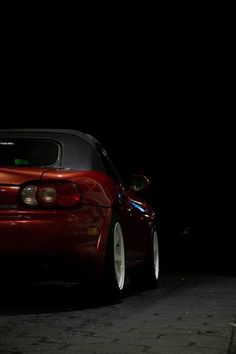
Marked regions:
[0,168,119,208]
[0,205,112,279]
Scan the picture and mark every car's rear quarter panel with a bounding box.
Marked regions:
[0,169,120,279]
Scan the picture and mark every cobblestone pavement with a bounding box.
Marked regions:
[0,272,235,354]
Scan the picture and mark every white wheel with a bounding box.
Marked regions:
[102,213,126,298]
[152,229,159,281]
[113,222,125,290]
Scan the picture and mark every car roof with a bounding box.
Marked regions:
[0,129,104,171]
[0,129,99,146]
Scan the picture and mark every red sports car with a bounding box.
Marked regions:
[0,129,159,297]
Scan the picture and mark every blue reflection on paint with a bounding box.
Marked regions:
[130,200,146,212]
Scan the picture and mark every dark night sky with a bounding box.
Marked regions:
[2,14,234,260]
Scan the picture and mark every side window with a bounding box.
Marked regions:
[96,144,123,185]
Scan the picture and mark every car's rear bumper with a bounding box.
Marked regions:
[0,205,112,280]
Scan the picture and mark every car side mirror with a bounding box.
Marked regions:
[129,174,151,192]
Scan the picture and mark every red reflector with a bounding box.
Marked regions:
[56,183,81,207]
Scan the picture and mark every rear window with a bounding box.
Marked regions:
[0,139,59,167]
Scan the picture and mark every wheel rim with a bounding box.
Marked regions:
[113,222,125,290]
[153,230,159,280]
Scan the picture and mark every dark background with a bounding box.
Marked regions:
[2,10,234,271]
[3,121,234,271]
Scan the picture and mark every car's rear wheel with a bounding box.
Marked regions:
[129,226,159,288]
[146,228,159,286]
[102,213,126,299]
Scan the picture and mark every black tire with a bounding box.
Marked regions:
[129,226,160,289]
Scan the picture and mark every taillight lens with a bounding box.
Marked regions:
[37,185,58,205]
[21,185,38,206]
[20,182,81,208]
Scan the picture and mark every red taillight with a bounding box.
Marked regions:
[20,182,81,208]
